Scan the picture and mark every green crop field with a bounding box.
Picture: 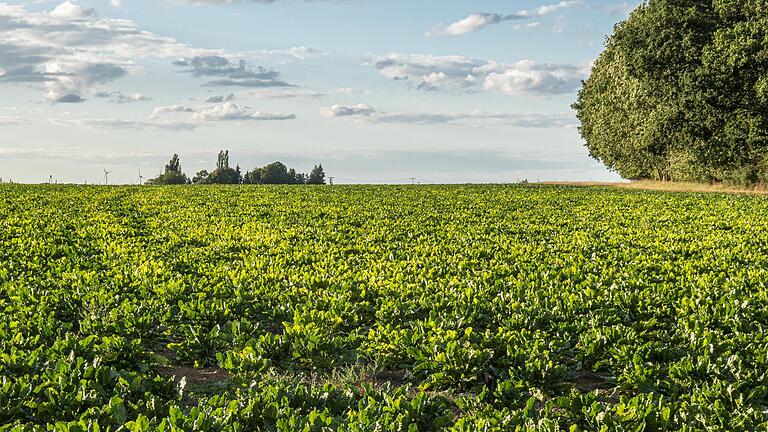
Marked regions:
[1,184,767,431]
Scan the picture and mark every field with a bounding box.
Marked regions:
[1,184,767,431]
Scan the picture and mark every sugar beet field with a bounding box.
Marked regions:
[1,184,767,431]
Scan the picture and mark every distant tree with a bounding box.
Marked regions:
[166,154,182,174]
[217,150,229,170]
[207,168,240,184]
[206,150,241,184]
[147,154,189,185]
[307,164,326,185]
[243,168,262,184]
[288,168,305,185]
[192,170,210,184]
[242,161,324,185]
[260,161,292,184]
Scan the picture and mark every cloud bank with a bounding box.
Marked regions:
[321,104,577,128]
[428,1,581,37]
[53,101,296,132]
[0,2,293,101]
[173,55,292,88]
[0,2,215,102]
[367,53,586,96]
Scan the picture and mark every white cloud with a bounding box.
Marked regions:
[428,1,581,37]
[481,60,584,96]
[513,22,540,30]
[206,93,236,103]
[367,53,586,96]
[49,1,95,19]
[95,91,152,103]
[150,105,196,118]
[260,46,324,60]
[192,101,295,121]
[54,100,296,132]
[0,115,29,126]
[321,104,577,128]
[50,118,198,131]
[0,2,218,101]
[321,104,376,118]
[245,87,366,99]
[608,2,639,16]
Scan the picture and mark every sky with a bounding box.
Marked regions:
[0,0,639,184]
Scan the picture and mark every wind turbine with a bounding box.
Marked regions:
[137,169,144,186]
[103,168,112,185]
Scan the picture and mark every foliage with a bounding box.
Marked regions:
[146,154,189,185]
[244,161,318,185]
[2,184,768,430]
[148,151,325,186]
[574,0,768,183]
[192,170,210,185]
[307,164,326,185]
[199,151,241,185]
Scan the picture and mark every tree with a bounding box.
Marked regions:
[166,154,182,174]
[242,162,325,184]
[192,170,210,185]
[260,161,292,184]
[147,154,189,185]
[243,168,262,184]
[206,150,241,184]
[307,164,326,185]
[573,0,768,185]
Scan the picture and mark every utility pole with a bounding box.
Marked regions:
[328,176,335,186]
[410,177,416,185]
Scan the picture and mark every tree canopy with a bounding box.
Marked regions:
[146,154,189,185]
[149,151,328,186]
[243,161,321,184]
[574,0,768,184]
[307,164,326,185]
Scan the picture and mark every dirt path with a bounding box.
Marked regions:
[539,180,768,196]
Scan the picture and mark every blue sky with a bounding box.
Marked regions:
[0,0,638,184]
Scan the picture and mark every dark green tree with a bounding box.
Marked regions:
[307,164,326,185]
[242,162,323,184]
[192,170,210,185]
[574,0,768,185]
[206,150,241,184]
[147,154,189,185]
[259,161,292,184]
[243,168,262,184]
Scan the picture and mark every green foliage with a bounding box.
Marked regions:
[307,164,326,185]
[147,154,189,185]
[575,0,768,183]
[148,151,324,186]
[197,151,241,185]
[244,161,321,185]
[2,184,768,430]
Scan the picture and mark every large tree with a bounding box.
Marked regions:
[205,150,241,184]
[574,0,768,184]
[307,164,326,185]
[243,161,323,184]
[147,154,189,185]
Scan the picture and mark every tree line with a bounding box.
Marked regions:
[147,151,326,185]
[574,0,768,185]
